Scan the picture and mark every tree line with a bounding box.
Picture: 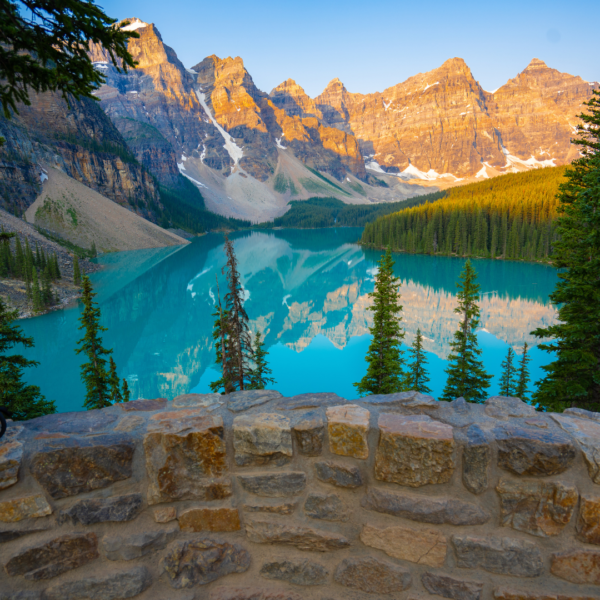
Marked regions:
[361,166,566,262]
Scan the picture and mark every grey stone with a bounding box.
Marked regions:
[209,589,303,600]
[485,397,537,418]
[274,393,347,411]
[5,533,99,580]
[451,397,469,413]
[58,494,143,525]
[260,560,328,585]
[421,572,483,600]
[452,535,544,577]
[564,407,600,422]
[334,557,412,594]
[0,593,42,600]
[0,440,23,490]
[101,527,178,560]
[461,425,491,495]
[237,472,306,497]
[173,393,223,409]
[161,538,250,589]
[43,566,151,600]
[304,493,349,522]
[25,410,118,434]
[292,412,324,456]
[0,526,52,544]
[120,398,167,412]
[314,460,363,488]
[245,519,350,551]
[244,503,296,515]
[227,390,282,413]
[493,424,576,476]
[233,413,293,467]
[29,434,135,499]
[360,391,437,409]
[361,487,490,525]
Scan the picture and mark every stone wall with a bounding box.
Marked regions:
[1,390,600,600]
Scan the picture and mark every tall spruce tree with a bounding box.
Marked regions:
[248,332,275,390]
[406,329,432,394]
[75,276,112,409]
[532,90,600,412]
[122,378,131,403]
[108,357,123,403]
[0,297,56,420]
[515,342,531,402]
[499,347,517,397]
[441,260,492,402]
[210,275,234,394]
[355,246,406,396]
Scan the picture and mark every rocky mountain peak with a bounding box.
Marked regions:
[119,17,149,32]
[270,79,321,119]
[524,58,549,71]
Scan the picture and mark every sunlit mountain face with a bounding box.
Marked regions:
[19,229,558,411]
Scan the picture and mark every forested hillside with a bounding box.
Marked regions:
[361,166,566,261]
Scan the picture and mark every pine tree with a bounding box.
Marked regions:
[108,357,122,403]
[73,255,81,286]
[532,90,600,412]
[14,237,24,278]
[355,246,406,396]
[499,347,517,397]
[122,378,131,402]
[515,342,531,402]
[53,254,61,279]
[441,260,492,403]
[0,297,56,420]
[248,332,275,390]
[406,328,432,394]
[41,264,53,307]
[75,276,112,410]
[210,275,234,394]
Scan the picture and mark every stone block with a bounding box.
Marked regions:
[452,535,543,577]
[563,407,600,422]
[144,414,230,505]
[233,413,293,466]
[173,393,223,409]
[497,479,578,537]
[260,559,328,585]
[304,492,349,522]
[237,472,306,497]
[29,435,134,499]
[0,593,42,600]
[227,390,282,412]
[101,528,178,560]
[0,527,52,545]
[43,566,151,600]
[314,460,363,488]
[114,415,145,432]
[334,557,412,594]
[179,507,241,532]
[485,397,537,418]
[421,572,483,600]
[292,412,324,456]
[210,589,303,600]
[26,410,118,434]
[326,404,370,459]
[120,398,167,411]
[0,494,52,523]
[57,493,143,525]
[375,414,455,487]
[494,588,597,600]
[552,415,600,483]
[461,425,490,495]
[360,523,447,567]
[161,538,250,589]
[5,532,99,580]
[0,441,23,490]
[244,503,295,515]
[274,392,346,411]
[154,506,177,523]
[551,549,600,585]
[577,495,600,545]
[361,487,489,525]
[245,519,350,551]
[493,424,576,477]
[361,391,437,409]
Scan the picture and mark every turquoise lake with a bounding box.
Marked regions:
[18,228,560,413]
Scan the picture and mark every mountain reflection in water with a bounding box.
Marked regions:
[19,228,558,412]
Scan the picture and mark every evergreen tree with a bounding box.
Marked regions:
[532,90,600,412]
[515,342,531,403]
[53,254,61,280]
[355,246,406,396]
[406,328,432,394]
[15,237,24,278]
[122,378,131,403]
[108,357,123,403]
[73,255,81,286]
[248,332,275,390]
[441,260,492,402]
[499,347,517,397]
[31,269,41,311]
[0,297,55,420]
[41,264,53,307]
[210,276,234,394]
[75,276,112,410]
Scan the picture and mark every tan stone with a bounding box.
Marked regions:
[326,404,370,460]
[0,494,52,522]
[149,408,208,422]
[494,588,597,600]
[375,414,455,487]
[0,441,22,490]
[144,414,230,505]
[551,550,600,585]
[233,413,292,467]
[115,415,145,432]
[578,495,600,545]
[360,523,447,567]
[179,507,241,532]
[154,507,177,523]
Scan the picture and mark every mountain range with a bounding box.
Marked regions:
[0,16,597,227]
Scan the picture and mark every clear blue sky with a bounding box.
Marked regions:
[100,0,600,97]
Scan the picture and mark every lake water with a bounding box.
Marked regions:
[19,228,559,413]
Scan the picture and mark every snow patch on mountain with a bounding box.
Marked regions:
[121,19,148,32]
